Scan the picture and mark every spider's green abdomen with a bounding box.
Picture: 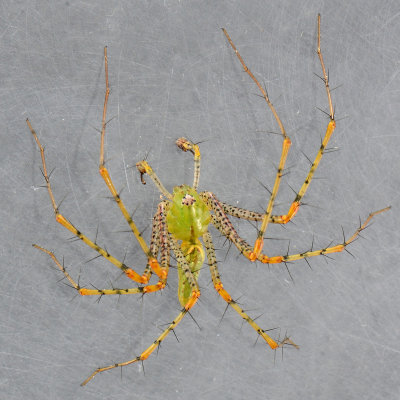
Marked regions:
[166,185,210,242]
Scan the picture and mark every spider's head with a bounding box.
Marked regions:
[181,193,196,206]
[166,185,211,242]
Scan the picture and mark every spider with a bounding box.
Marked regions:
[27,15,389,386]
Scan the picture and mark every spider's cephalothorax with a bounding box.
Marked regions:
[27,15,389,386]
[167,185,210,242]
[166,185,210,305]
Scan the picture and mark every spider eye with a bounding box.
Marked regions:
[182,194,196,206]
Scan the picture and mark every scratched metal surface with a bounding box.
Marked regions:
[1,1,399,399]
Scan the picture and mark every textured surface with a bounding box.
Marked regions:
[1,1,399,399]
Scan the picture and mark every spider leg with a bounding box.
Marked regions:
[81,233,200,386]
[206,192,389,264]
[275,15,336,224]
[217,197,298,224]
[81,304,192,385]
[202,230,295,349]
[26,119,154,284]
[221,29,286,138]
[34,201,172,295]
[175,137,201,190]
[202,191,254,261]
[260,207,390,264]
[141,206,161,283]
[142,200,171,282]
[222,16,337,258]
[33,244,166,295]
[97,48,166,282]
[157,201,171,279]
[222,28,291,259]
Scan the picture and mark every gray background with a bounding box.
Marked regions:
[1,1,399,399]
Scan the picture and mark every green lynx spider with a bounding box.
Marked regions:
[27,15,389,385]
